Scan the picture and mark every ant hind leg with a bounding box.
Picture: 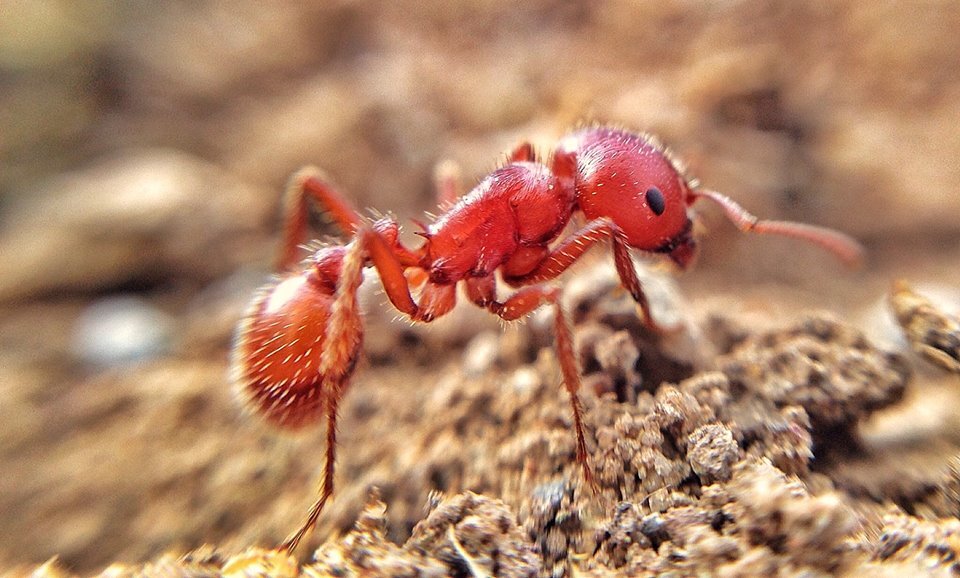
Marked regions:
[356,227,457,323]
[278,168,366,270]
[279,392,341,553]
[279,235,365,553]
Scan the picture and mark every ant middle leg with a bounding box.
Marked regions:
[434,138,533,209]
[465,276,597,491]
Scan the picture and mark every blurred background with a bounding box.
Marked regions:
[1,1,959,573]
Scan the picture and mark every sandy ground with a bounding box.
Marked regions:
[2,2,960,576]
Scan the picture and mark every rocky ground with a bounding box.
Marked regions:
[2,2,960,576]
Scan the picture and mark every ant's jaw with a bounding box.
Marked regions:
[668,235,698,269]
[654,216,697,270]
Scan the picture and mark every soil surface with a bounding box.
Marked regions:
[2,2,960,577]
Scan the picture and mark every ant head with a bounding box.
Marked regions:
[559,127,696,263]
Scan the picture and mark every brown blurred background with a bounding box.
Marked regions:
[1,1,959,573]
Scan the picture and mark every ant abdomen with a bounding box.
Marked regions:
[232,248,363,430]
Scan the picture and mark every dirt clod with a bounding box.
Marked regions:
[890,280,960,374]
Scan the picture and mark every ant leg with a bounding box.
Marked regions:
[278,235,366,553]
[527,288,596,491]
[356,226,457,322]
[504,218,663,330]
[436,140,535,209]
[279,391,341,553]
[434,160,463,208]
[509,141,536,162]
[610,237,660,330]
[464,274,497,308]
[319,235,367,383]
[502,218,617,286]
[464,277,597,491]
[278,168,366,270]
[693,189,864,267]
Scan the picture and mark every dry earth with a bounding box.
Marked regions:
[2,2,960,576]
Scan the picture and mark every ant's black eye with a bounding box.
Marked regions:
[645,187,666,216]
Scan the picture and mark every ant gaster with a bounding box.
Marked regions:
[230,125,863,552]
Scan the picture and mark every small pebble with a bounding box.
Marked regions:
[71,296,173,366]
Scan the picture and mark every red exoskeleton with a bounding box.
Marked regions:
[230,126,863,552]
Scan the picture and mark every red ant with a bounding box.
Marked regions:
[230,125,863,552]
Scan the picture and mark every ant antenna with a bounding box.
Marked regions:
[694,189,864,268]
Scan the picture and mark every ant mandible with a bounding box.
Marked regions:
[230,125,863,553]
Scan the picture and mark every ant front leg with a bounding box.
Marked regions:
[503,218,664,331]
[465,276,597,491]
[609,237,660,331]
[278,168,366,270]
